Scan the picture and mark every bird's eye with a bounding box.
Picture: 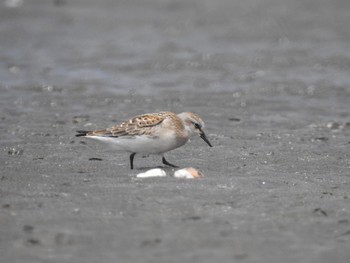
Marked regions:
[194,123,201,129]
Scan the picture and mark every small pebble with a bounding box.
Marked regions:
[136,168,166,178]
[173,167,203,179]
[7,147,23,156]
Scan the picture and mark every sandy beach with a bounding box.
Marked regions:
[1,0,350,262]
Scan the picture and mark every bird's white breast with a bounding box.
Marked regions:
[87,134,188,154]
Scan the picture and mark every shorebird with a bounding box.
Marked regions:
[76,111,212,169]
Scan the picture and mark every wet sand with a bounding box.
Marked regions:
[1,0,350,262]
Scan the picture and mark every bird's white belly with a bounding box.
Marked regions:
[89,135,187,154]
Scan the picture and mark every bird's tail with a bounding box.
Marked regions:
[75,130,91,137]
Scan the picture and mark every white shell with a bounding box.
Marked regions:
[136,168,167,178]
[173,167,203,179]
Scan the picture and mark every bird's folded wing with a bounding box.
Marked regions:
[89,113,167,137]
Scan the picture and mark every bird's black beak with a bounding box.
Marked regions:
[199,130,212,147]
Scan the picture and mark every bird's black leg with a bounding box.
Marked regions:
[162,156,178,168]
[129,153,136,170]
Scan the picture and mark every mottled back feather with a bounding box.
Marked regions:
[87,112,172,137]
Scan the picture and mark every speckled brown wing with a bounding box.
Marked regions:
[88,112,169,137]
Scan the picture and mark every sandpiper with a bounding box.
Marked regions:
[76,111,212,169]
